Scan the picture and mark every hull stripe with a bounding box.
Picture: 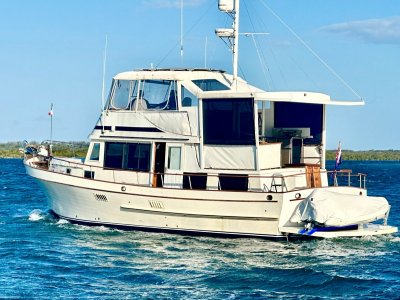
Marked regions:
[120,205,279,221]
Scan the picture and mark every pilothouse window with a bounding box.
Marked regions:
[104,142,151,171]
[89,143,100,161]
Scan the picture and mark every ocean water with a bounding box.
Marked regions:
[1,159,399,299]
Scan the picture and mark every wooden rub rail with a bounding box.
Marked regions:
[30,155,367,192]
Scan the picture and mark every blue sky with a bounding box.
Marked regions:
[0,0,399,150]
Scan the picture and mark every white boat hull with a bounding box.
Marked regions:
[26,162,397,239]
[28,164,288,238]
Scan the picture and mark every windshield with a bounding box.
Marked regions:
[107,79,177,111]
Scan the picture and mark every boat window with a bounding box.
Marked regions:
[104,142,151,172]
[111,80,131,110]
[257,100,271,137]
[192,79,229,91]
[274,102,323,144]
[140,80,177,110]
[219,174,248,191]
[167,146,181,170]
[126,143,151,171]
[203,98,255,145]
[89,143,100,161]
[104,143,124,169]
[181,86,198,107]
[182,173,207,190]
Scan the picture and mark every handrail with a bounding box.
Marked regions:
[32,155,367,191]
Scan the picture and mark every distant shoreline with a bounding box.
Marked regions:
[0,141,88,159]
[1,142,399,161]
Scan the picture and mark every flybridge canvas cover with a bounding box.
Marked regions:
[141,112,193,136]
[290,189,390,227]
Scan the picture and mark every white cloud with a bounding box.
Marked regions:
[142,0,205,9]
[321,16,400,45]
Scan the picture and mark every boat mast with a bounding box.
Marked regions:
[232,0,239,85]
[216,0,240,87]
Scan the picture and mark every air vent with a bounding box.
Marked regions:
[149,200,164,209]
[94,193,108,202]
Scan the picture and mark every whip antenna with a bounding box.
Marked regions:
[101,35,108,133]
[180,0,184,63]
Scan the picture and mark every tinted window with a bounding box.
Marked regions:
[193,79,229,91]
[183,173,207,190]
[126,143,151,171]
[89,143,100,161]
[219,174,248,191]
[104,143,124,169]
[104,142,151,171]
[203,98,255,145]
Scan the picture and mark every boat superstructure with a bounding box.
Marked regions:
[24,0,397,239]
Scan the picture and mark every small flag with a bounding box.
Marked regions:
[335,141,342,170]
[48,103,53,116]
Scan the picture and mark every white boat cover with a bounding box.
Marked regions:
[290,189,390,227]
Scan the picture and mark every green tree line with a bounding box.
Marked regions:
[1,141,400,161]
[326,150,400,161]
[0,141,89,158]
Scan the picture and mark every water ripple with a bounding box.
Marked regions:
[1,159,399,299]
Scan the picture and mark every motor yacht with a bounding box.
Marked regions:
[24,0,397,239]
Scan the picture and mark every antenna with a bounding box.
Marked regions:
[48,103,54,156]
[180,0,184,63]
[216,0,240,86]
[101,35,108,133]
[204,36,208,68]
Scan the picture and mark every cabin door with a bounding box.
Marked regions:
[163,144,183,188]
[153,142,166,187]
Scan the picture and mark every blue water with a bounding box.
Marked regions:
[1,159,399,299]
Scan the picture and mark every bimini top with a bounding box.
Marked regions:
[113,68,364,106]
